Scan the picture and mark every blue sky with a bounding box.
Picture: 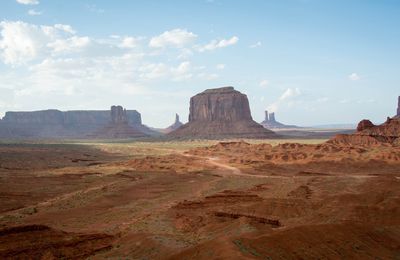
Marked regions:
[0,0,399,127]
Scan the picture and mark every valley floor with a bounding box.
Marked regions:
[0,139,399,259]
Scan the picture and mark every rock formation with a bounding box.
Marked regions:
[356,119,375,132]
[162,114,183,134]
[88,106,148,139]
[330,97,400,146]
[396,96,400,118]
[0,107,148,139]
[168,87,276,139]
[329,117,400,146]
[260,110,299,129]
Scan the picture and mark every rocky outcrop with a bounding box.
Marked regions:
[329,117,400,146]
[396,96,400,118]
[356,119,375,132]
[0,107,145,139]
[330,97,400,146]
[260,110,299,129]
[162,114,183,134]
[168,87,276,139]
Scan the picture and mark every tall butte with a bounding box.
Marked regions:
[397,96,400,118]
[168,86,276,139]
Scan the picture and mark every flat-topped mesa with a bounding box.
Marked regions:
[169,86,276,139]
[189,86,252,122]
[0,108,144,138]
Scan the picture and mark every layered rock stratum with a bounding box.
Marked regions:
[168,86,276,139]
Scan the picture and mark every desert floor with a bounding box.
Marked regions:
[0,139,399,259]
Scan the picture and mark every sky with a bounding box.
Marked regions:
[0,0,399,128]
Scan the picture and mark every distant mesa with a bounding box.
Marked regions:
[0,106,152,139]
[88,105,148,139]
[168,86,276,139]
[260,110,299,129]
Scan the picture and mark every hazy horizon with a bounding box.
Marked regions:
[1,0,399,127]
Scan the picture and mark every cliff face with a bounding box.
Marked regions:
[188,87,252,122]
[169,87,276,139]
[0,107,143,139]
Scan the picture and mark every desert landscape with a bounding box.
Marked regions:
[0,87,399,259]
[1,1,400,259]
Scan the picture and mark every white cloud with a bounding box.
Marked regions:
[171,61,192,81]
[216,64,225,70]
[139,61,193,81]
[16,0,39,5]
[120,36,140,49]
[0,21,49,65]
[259,79,269,87]
[197,36,239,52]
[28,9,42,16]
[250,41,262,48]
[47,36,91,54]
[267,88,301,112]
[53,24,76,34]
[149,29,197,48]
[177,48,193,59]
[0,21,83,65]
[348,72,360,81]
[197,73,218,80]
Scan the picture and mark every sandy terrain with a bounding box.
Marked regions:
[0,140,399,259]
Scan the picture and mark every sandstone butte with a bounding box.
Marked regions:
[260,110,299,129]
[168,86,277,139]
[88,105,148,138]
